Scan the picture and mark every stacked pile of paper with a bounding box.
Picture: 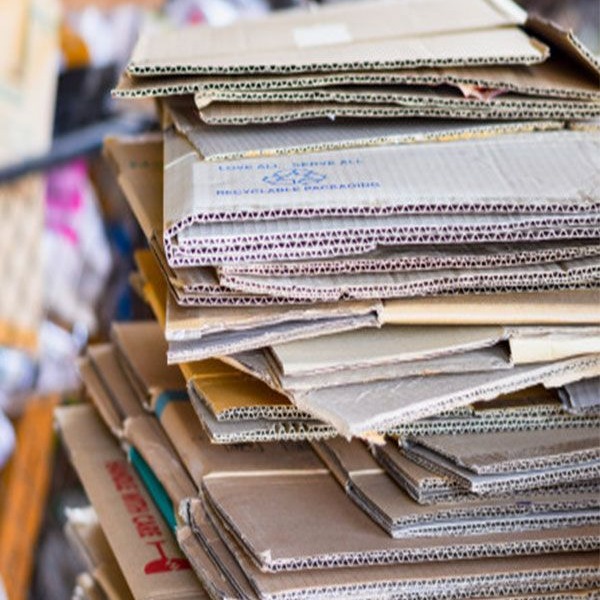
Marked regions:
[56,0,599,598]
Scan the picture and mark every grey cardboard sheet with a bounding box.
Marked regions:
[290,354,600,437]
[167,312,378,364]
[164,291,380,342]
[269,325,600,376]
[313,437,599,537]
[270,325,506,376]
[126,0,540,76]
[277,346,513,393]
[184,499,600,600]
[403,442,600,496]
[215,257,600,302]
[215,241,600,278]
[559,378,600,415]
[409,428,600,475]
[373,442,600,505]
[163,128,600,226]
[169,94,564,160]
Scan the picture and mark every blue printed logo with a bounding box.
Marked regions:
[262,168,326,186]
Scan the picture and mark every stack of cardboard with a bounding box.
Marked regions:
[57,1,599,598]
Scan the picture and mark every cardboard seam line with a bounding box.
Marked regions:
[203,469,329,480]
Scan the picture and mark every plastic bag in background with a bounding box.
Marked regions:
[43,159,112,337]
[0,321,83,418]
[0,408,15,470]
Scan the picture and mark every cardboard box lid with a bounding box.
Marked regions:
[127,0,542,76]
[291,354,600,436]
[55,405,207,600]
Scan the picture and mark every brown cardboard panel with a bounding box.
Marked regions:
[127,0,542,76]
[190,498,600,600]
[201,456,599,572]
[55,405,207,600]
[313,437,599,537]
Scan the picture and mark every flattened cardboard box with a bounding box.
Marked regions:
[55,405,206,600]
[268,325,600,376]
[163,127,599,226]
[167,93,564,160]
[116,16,599,101]
[217,241,600,278]
[196,96,600,125]
[290,354,600,437]
[134,248,381,362]
[126,0,541,76]
[199,441,599,573]
[313,437,599,537]
[186,499,600,600]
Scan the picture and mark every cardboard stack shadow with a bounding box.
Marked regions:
[57,0,600,598]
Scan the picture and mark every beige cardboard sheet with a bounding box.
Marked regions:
[163,128,600,227]
[291,354,600,437]
[127,0,540,76]
[382,289,600,325]
[117,16,599,102]
[167,94,564,160]
[55,405,206,600]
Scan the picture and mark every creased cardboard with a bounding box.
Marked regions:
[403,429,600,495]
[167,94,565,160]
[186,498,600,600]
[55,405,206,600]
[290,354,600,437]
[313,437,599,537]
[115,16,599,103]
[217,242,600,278]
[126,0,541,76]
[199,444,599,572]
[559,378,600,415]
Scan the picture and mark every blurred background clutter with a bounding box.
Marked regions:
[0,0,597,599]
